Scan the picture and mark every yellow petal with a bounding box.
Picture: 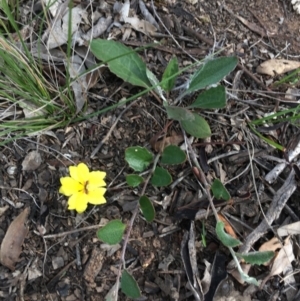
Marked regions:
[69,163,89,184]
[59,177,82,196]
[87,171,106,190]
[68,192,88,213]
[86,188,107,205]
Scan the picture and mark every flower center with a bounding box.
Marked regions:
[83,181,89,194]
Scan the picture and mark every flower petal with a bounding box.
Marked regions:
[86,188,107,205]
[69,163,89,184]
[87,171,106,190]
[68,191,88,213]
[59,177,82,196]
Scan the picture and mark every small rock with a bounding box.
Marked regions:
[56,278,70,297]
[22,151,42,171]
[52,256,64,270]
[7,165,17,176]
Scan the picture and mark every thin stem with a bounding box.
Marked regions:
[114,153,161,297]
[185,136,219,221]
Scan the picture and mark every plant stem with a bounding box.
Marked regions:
[185,135,219,221]
[114,153,161,298]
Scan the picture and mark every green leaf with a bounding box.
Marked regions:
[90,39,151,88]
[184,56,238,95]
[239,270,259,286]
[161,145,186,165]
[126,174,143,187]
[211,179,231,201]
[215,221,241,248]
[165,105,195,122]
[189,86,226,109]
[139,195,156,222]
[125,146,153,172]
[121,270,141,298]
[151,167,172,187]
[235,251,275,265]
[161,57,179,92]
[146,68,165,101]
[97,220,126,245]
[181,112,211,138]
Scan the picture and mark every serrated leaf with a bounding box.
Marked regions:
[126,174,143,187]
[165,105,195,122]
[151,167,172,187]
[125,146,153,172]
[216,221,241,248]
[121,270,141,298]
[189,86,226,109]
[97,220,126,245]
[139,195,155,222]
[161,145,186,165]
[90,39,151,88]
[184,56,238,96]
[235,251,275,265]
[161,57,179,92]
[211,179,231,201]
[181,112,211,138]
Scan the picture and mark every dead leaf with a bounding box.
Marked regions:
[261,236,295,288]
[0,207,30,271]
[214,289,251,301]
[81,16,113,40]
[65,55,88,113]
[256,59,300,76]
[181,222,204,300]
[139,0,159,29]
[125,16,157,35]
[277,221,300,237]
[119,1,157,35]
[153,135,184,152]
[292,0,300,14]
[218,214,238,239]
[259,237,282,252]
[46,6,87,49]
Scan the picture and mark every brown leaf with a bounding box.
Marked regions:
[259,237,281,252]
[218,214,238,239]
[261,236,294,288]
[257,59,300,76]
[0,207,30,271]
[153,134,183,152]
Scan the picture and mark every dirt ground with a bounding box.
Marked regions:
[1,0,300,300]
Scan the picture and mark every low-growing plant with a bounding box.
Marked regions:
[75,39,275,297]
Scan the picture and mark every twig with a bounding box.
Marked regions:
[150,0,197,62]
[42,224,101,239]
[228,169,297,270]
[90,100,137,159]
[265,137,300,183]
[184,134,219,221]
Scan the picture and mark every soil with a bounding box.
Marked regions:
[1,0,300,300]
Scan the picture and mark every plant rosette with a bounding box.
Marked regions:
[59,163,107,213]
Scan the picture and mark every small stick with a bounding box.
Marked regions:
[90,100,137,159]
[42,224,100,239]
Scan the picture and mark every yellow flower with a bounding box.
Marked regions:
[59,163,106,213]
